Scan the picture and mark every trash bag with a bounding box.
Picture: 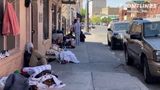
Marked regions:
[4,73,29,90]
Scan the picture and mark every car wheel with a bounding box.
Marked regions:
[108,39,111,46]
[111,40,115,50]
[107,35,111,46]
[125,48,133,65]
[143,57,154,84]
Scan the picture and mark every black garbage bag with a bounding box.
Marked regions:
[4,73,29,90]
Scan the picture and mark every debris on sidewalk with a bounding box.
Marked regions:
[23,64,66,90]
[0,64,65,90]
[47,44,80,64]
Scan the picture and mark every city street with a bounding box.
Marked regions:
[50,25,160,90]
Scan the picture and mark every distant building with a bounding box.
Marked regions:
[147,0,160,18]
[89,0,106,18]
[101,7,119,19]
[119,0,160,20]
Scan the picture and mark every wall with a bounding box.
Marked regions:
[101,7,119,15]
[0,0,28,76]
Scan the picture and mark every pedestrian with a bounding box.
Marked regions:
[73,18,81,45]
[24,42,48,67]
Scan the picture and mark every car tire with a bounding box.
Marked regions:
[143,57,154,84]
[108,39,111,46]
[125,48,133,65]
[111,40,115,50]
[107,35,111,46]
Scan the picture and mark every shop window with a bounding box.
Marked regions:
[43,0,49,40]
[0,0,19,51]
[7,35,15,50]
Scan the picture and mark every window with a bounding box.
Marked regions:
[130,22,142,34]
[0,0,19,51]
[43,0,49,40]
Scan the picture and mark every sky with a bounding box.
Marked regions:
[83,0,130,8]
[107,0,129,7]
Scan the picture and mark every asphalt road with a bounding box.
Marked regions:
[94,25,160,90]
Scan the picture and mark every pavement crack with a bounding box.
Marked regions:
[91,72,96,90]
[114,63,125,69]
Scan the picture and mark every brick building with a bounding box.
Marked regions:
[147,0,160,18]
[0,0,62,76]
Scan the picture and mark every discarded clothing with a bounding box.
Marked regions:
[23,64,52,78]
[2,2,20,36]
[23,65,65,89]
[60,50,80,64]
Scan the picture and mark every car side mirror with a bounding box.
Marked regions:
[108,28,112,31]
[130,34,141,40]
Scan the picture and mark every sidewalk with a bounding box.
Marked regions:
[50,29,149,90]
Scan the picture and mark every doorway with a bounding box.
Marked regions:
[52,4,57,31]
[31,1,38,49]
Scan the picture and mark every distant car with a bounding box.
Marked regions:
[89,24,95,29]
[107,21,130,50]
[124,18,160,83]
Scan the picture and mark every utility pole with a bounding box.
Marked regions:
[85,0,89,32]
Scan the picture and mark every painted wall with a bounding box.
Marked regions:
[0,0,28,76]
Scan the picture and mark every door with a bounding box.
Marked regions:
[31,1,38,49]
[128,22,142,63]
[52,4,57,31]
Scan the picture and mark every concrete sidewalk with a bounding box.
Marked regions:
[50,29,149,90]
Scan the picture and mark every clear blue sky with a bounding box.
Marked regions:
[107,0,129,7]
[83,0,129,8]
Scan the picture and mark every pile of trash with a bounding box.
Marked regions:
[0,64,65,90]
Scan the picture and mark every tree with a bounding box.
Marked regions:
[90,15,101,24]
[101,17,108,23]
[80,8,86,22]
[107,17,112,23]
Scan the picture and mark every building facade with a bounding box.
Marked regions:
[89,0,106,17]
[0,0,62,76]
[119,0,160,21]
[101,7,119,19]
[147,0,160,18]
[61,0,82,34]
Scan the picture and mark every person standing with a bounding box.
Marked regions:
[73,19,81,45]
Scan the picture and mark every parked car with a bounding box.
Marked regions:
[107,21,130,50]
[124,18,160,83]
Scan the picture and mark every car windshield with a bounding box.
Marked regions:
[113,23,129,31]
[144,22,160,37]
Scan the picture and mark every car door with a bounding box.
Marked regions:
[128,22,143,63]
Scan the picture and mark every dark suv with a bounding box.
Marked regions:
[124,18,160,83]
[107,21,129,49]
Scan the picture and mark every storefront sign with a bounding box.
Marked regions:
[127,3,157,9]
